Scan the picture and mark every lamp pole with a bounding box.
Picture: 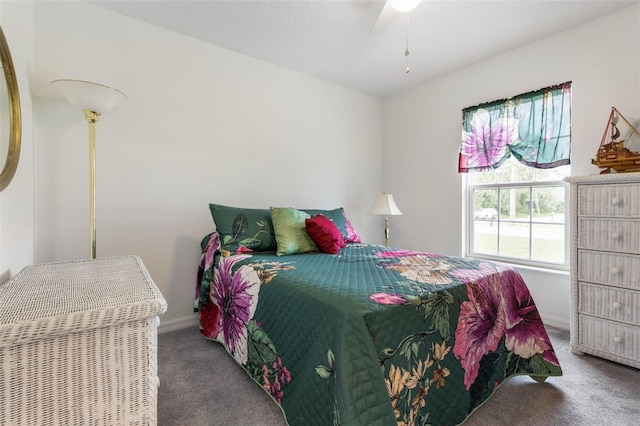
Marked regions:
[85,109,100,259]
[384,215,390,247]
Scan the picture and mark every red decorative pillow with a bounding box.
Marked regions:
[305,214,346,254]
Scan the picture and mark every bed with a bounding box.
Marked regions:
[194,205,562,426]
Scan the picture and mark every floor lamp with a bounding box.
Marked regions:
[368,193,403,247]
[51,79,126,259]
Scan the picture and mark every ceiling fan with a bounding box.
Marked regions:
[370,0,422,36]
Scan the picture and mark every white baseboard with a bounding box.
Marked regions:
[541,314,570,331]
[158,315,199,334]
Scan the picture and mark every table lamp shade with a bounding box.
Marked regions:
[368,193,403,216]
[51,79,126,113]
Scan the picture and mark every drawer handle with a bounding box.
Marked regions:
[612,302,622,309]
[613,336,623,344]
[610,266,621,275]
[612,197,622,206]
[611,232,622,240]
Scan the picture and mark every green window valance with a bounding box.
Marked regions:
[458,82,571,173]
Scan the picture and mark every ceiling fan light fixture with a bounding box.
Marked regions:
[389,0,422,13]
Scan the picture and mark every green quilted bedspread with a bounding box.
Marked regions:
[195,233,562,426]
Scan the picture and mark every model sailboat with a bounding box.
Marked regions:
[592,107,640,174]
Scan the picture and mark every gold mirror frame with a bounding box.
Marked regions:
[0,25,21,192]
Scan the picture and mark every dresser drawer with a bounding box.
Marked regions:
[577,218,640,254]
[578,183,640,217]
[578,315,640,363]
[578,251,640,290]
[578,282,640,325]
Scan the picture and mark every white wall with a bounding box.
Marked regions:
[0,0,36,284]
[32,2,383,330]
[14,1,638,331]
[383,5,640,329]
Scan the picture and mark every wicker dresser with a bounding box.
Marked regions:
[0,256,167,425]
[566,173,640,369]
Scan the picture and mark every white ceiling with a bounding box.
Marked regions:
[85,0,637,98]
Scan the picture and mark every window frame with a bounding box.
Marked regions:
[464,173,570,272]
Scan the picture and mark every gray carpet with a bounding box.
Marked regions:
[157,325,640,425]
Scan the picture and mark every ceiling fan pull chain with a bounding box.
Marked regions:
[405,13,410,73]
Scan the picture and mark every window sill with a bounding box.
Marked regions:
[508,262,570,276]
[465,253,569,275]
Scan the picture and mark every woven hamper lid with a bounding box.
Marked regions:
[0,256,167,347]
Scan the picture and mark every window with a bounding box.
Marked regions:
[466,157,569,268]
[459,82,571,269]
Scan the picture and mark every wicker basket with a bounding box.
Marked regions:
[0,256,167,425]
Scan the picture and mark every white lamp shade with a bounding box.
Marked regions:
[368,193,403,216]
[51,79,126,113]
[390,0,422,13]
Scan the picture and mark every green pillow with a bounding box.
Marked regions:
[302,207,361,243]
[271,207,319,256]
[209,204,277,254]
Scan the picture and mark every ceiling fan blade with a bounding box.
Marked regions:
[370,0,396,36]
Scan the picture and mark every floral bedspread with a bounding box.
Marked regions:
[195,233,562,426]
